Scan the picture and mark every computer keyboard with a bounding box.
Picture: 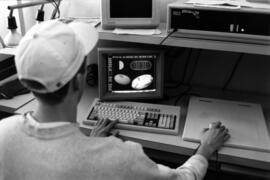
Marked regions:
[83,98,181,135]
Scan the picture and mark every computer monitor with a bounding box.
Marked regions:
[98,48,164,100]
[101,0,160,29]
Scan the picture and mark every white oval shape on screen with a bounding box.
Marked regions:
[114,74,131,85]
[132,74,153,90]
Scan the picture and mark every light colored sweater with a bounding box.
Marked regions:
[0,113,208,180]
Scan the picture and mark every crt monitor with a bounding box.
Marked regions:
[98,48,164,100]
[101,0,160,29]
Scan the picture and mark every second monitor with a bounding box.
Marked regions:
[101,0,160,29]
[98,48,164,100]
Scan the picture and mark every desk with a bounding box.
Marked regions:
[0,70,269,177]
[13,85,270,175]
[1,23,269,56]
[97,23,270,56]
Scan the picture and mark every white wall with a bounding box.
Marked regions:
[160,0,178,22]
[0,0,101,43]
[60,0,101,18]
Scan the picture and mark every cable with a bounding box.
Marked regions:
[222,53,244,91]
[56,0,61,18]
[186,49,202,85]
[0,36,5,48]
[164,47,185,83]
[50,0,61,19]
[215,150,220,180]
[166,49,201,89]
[174,85,192,105]
[193,143,201,155]
[165,48,193,89]
[48,0,57,8]
[168,49,201,105]
[54,0,61,18]
[159,29,177,45]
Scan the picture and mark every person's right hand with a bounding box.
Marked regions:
[196,121,230,159]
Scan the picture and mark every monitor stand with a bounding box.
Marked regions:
[183,97,270,152]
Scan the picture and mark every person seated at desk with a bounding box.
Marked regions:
[0,19,230,180]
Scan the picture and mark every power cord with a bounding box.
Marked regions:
[173,85,192,105]
[165,47,185,83]
[186,49,202,84]
[168,49,202,105]
[159,29,177,45]
[49,0,61,19]
[193,142,201,155]
[193,145,220,179]
[165,48,193,89]
[0,36,5,48]
[222,53,244,91]
[215,150,220,180]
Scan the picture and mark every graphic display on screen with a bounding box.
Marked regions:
[98,48,164,100]
[110,0,152,18]
[107,54,156,93]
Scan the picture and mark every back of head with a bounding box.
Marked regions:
[15,19,98,103]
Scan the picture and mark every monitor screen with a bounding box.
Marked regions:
[98,48,164,100]
[101,0,160,29]
[110,0,152,18]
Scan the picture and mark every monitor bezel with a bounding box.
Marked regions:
[98,48,164,100]
[101,0,160,29]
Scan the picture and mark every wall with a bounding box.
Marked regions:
[0,0,101,40]
[160,0,178,22]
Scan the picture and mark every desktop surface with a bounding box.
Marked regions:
[10,85,270,171]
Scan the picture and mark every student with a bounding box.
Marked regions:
[0,19,230,180]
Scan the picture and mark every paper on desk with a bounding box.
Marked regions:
[60,17,101,27]
[113,28,162,35]
[241,0,270,8]
[186,0,270,9]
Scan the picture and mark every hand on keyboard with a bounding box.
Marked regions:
[84,98,181,135]
[90,118,119,137]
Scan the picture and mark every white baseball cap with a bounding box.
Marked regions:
[15,19,98,93]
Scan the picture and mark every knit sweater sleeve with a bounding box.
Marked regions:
[121,140,208,180]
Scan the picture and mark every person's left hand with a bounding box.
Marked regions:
[90,118,119,137]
